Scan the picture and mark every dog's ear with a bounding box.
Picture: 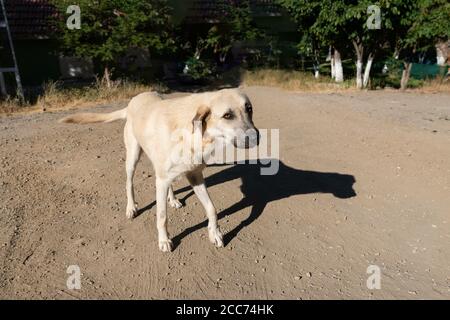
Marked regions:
[192,105,210,134]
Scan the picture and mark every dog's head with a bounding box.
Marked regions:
[192,89,259,149]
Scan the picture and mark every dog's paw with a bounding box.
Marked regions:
[168,198,183,209]
[126,203,138,219]
[158,239,173,252]
[209,228,224,248]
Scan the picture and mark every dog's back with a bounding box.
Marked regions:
[127,91,163,114]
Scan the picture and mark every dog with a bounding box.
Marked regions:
[60,88,259,252]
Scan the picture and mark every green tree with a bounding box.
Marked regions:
[193,0,261,63]
[393,0,450,89]
[180,0,262,80]
[278,0,325,79]
[278,0,368,84]
[308,0,393,89]
[52,0,175,86]
[278,0,431,89]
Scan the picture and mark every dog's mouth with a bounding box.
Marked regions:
[233,128,260,149]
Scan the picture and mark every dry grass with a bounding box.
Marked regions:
[411,77,450,93]
[241,69,356,92]
[0,79,158,116]
[0,96,25,114]
[2,69,449,116]
[242,68,450,93]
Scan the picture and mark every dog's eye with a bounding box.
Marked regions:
[223,112,234,120]
[245,103,252,113]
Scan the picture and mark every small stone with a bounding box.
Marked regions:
[306,272,312,278]
[294,276,302,281]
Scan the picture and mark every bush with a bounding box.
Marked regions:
[181,57,216,82]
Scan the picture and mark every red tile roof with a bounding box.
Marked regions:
[1,0,281,39]
[2,0,58,39]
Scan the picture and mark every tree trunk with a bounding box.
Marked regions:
[436,41,448,66]
[334,48,344,82]
[194,46,202,60]
[353,40,364,89]
[418,52,426,64]
[400,62,412,90]
[363,52,374,88]
[314,71,320,79]
[393,47,400,60]
[356,58,363,89]
[314,65,320,79]
[219,51,228,63]
[104,66,112,89]
[313,51,320,79]
[331,55,335,79]
[329,46,335,79]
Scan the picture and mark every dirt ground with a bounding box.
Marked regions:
[0,86,449,299]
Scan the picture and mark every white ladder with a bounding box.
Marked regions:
[0,0,24,100]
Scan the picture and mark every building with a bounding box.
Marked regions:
[1,0,60,86]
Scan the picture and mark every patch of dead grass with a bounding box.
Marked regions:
[410,77,450,93]
[0,79,160,116]
[242,68,450,94]
[241,69,356,92]
[2,69,449,116]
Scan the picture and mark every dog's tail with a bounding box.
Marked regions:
[58,108,127,124]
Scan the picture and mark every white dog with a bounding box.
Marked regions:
[60,89,259,252]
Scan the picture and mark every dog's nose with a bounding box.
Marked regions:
[244,128,259,148]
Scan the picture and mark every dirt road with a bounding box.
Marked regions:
[1,86,449,299]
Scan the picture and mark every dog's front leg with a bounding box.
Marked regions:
[186,171,223,247]
[156,177,173,252]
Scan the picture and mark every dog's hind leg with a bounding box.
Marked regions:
[167,185,183,209]
[186,171,223,248]
[124,122,141,219]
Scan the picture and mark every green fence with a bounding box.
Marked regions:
[410,63,448,79]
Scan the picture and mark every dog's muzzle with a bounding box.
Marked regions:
[235,128,260,149]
